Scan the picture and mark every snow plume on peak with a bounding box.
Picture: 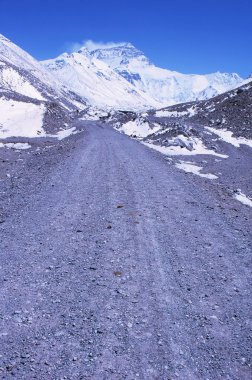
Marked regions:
[84,40,131,51]
[89,43,150,72]
[67,40,148,68]
[67,40,131,54]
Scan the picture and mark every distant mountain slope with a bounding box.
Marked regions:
[0,34,60,92]
[42,50,160,110]
[0,34,86,110]
[0,34,85,139]
[89,43,244,106]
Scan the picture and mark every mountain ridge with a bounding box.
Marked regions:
[0,33,247,111]
[42,50,158,110]
[86,42,244,106]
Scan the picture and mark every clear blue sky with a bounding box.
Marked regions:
[1,0,251,77]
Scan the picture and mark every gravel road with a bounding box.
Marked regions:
[0,122,251,379]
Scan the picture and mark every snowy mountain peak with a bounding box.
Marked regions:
[89,43,151,68]
[42,49,159,110]
[77,47,90,57]
[85,42,244,106]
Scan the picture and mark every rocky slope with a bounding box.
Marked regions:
[111,80,252,142]
[108,80,252,203]
[149,79,252,139]
[0,34,86,141]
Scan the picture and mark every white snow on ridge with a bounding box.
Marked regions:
[206,127,252,148]
[0,98,45,138]
[0,34,88,110]
[0,34,66,96]
[0,66,45,100]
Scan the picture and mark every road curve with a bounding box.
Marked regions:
[0,122,251,379]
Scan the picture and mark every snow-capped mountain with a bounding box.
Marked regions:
[89,43,244,106]
[42,50,160,110]
[0,32,246,135]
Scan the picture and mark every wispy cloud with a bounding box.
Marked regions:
[84,40,128,51]
[65,40,128,53]
[64,41,83,53]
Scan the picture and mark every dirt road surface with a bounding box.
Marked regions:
[0,123,251,379]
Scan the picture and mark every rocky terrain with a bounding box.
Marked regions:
[148,80,252,139]
[0,121,251,379]
[110,80,252,204]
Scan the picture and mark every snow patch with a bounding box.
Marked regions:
[0,99,45,138]
[206,127,252,148]
[0,142,31,150]
[55,127,77,140]
[175,161,218,179]
[156,110,188,118]
[155,106,196,118]
[143,138,228,158]
[119,119,160,138]
[0,98,78,141]
[81,108,109,121]
[234,190,252,207]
